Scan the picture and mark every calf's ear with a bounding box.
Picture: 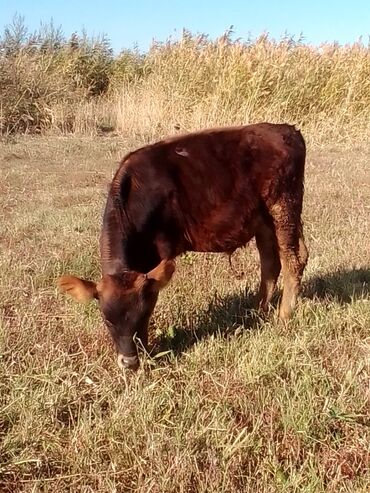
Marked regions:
[146,260,175,290]
[58,275,99,303]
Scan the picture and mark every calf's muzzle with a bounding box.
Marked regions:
[117,353,140,371]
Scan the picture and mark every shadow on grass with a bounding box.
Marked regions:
[153,268,370,358]
[154,288,264,356]
[303,268,370,303]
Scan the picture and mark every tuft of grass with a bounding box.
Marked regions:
[0,136,369,492]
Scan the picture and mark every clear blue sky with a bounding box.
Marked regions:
[1,0,370,53]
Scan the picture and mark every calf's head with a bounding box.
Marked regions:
[58,260,175,370]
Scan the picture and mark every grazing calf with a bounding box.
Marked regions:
[58,123,308,370]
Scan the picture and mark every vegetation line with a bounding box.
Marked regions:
[2,16,370,143]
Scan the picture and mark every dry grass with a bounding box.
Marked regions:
[114,35,370,146]
[3,30,370,144]
[0,133,369,492]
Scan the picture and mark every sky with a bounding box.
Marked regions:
[1,0,370,53]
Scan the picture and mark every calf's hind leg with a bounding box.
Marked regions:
[270,202,308,320]
[255,219,281,312]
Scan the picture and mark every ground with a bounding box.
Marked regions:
[0,135,369,492]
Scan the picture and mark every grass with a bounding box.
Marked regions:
[3,26,370,144]
[0,134,369,492]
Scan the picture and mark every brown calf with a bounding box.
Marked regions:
[58,123,308,370]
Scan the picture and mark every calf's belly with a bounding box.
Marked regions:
[187,214,262,254]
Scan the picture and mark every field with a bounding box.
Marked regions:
[0,133,369,492]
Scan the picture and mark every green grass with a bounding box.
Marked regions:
[0,135,369,492]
